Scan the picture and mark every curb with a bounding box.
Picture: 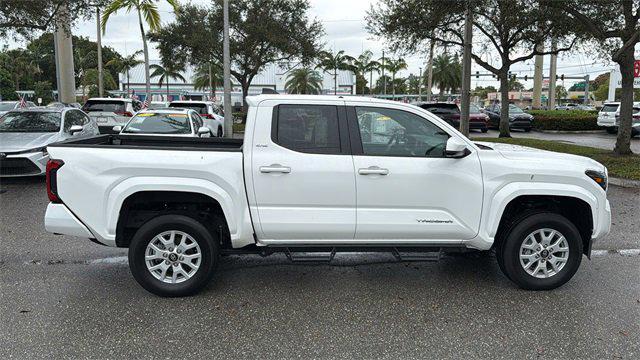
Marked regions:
[609,177,640,189]
[533,129,603,134]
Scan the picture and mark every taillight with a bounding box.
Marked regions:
[200,113,213,119]
[46,159,64,203]
[115,111,134,117]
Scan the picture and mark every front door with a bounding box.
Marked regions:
[250,102,356,241]
[347,104,483,242]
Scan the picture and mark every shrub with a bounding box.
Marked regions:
[527,110,600,131]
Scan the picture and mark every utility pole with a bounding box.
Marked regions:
[382,50,386,95]
[548,39,557,110]
[459,0,472,137]
[426,39,435,102]
[584,75,590,105]
[222,0,233,138]
[532,52,543,109]
[418,67,422,100]
[96,6,104,97]
[54,2,76,103]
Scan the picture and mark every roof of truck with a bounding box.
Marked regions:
[246,94,399,107]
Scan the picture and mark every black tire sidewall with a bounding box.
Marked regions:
[128,215,219,297]
[502,213,583,290]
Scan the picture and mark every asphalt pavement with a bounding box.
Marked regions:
[1,177,639,359]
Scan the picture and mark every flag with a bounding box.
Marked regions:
[142,99,149,109]
[19,97,27,108]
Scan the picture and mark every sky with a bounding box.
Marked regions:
[4,0,620,90]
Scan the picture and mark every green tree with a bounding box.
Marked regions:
[149,0,323,113]
[0,66,16,100]
[383,58,408,97]
[368,0,576,137]
[351,50,381,94]
[102,0,179,102]
[0,49,41,91]
[556,85,568,100]
[546,0,640,154]
[285,68,323,94]
[431,53,461,95]
[106,50,142,94]
[509,78,525,91]
[33,81,54,104]
[316,50,356,95]
[473,85,497,100]
[193,62,223,99]
[150,61,186,100]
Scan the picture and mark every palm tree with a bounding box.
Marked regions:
[193,61,223,100]
[150,61,186,100]
[431,54,462,96]
[383,58,408,98]
[285,68,323,94]
[316,50,356,95]
[106,50,143,95]
[352,50,380,95]
[102,0,179,102]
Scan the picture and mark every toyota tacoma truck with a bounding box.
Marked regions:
[44,95,611,297]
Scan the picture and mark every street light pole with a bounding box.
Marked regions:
[223,0,233,138]
[54,2,76,103]
[418,67,422,101]
[96,6,104,97]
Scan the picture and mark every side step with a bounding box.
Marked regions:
[392,247,441,262]
[276,247,442,264]
[284,247,337,263]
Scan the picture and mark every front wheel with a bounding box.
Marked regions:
[128,215,219,297]
[497,212,583,290]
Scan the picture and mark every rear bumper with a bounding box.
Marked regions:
[0,151,48,177]
[45,203,95,238]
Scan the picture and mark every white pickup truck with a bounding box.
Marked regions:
[44,95,611,297]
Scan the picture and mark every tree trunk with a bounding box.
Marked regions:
[499,71,511,138]
[137,9,151,102]
[426,39,434,101]
[614,46,635,155]
[392,72,395,98]
[166,79,170,101]
[369,70,373,95]
[126,70,130,96]
[209,63,214,100]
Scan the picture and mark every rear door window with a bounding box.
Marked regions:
[601,104,619,113]
[83,100,126,113]
[273,105,341,154]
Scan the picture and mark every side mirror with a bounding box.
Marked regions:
[69,125,83,135]
[445,137,469,158]
[112,125,122,133]
[198,126,210,137]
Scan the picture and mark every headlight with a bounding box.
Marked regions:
[586,169,607,191]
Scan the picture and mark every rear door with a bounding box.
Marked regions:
[347,103,483,242]
[249,100,356,241]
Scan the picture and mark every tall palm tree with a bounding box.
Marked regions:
[383,58,408,98]
[102,0,179,102]
[285,68,323,94]
[352,50,380,95]
[430,53,462,96]
[316,50,356,95]
[150,61,186,100]
[193,61,223,100]
[106,50,143,95]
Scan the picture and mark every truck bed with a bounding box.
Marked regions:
[48,134,243,152]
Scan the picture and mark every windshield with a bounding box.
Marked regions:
[169,102,207,113]
[508,104,524,114]
[122,112,192,134]
[601,104,619,112]
[0,112,61,132]
[470,104,482,114]
[83,100,126,113]
[0,102,17,111]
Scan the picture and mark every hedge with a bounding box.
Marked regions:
[527,110,600,131]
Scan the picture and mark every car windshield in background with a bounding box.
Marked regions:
[601,104,619,112]
[0,112,61,132]
[169,103,207,113]
[122,113,192,134]
[470,104,482,114]
[83,100,126,113]
[508,104,524,113]
[0,102,17,111]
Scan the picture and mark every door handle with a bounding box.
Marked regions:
[260,164,291,174]
[358,166,389,175]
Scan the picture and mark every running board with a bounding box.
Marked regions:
[284,247,337,263]
[273,246,442,264]
[392,247,441,262]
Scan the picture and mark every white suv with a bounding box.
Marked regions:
[598,102,640,134]
[168,100,225,137]
[83,98,141,134]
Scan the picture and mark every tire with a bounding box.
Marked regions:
[128,215,219,297]
[497,212,583,290]
[606,127,617,134]
[481,128,488,133]
[217,126,223,137]
[524,128,532,132]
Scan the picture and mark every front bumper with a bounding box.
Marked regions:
[509,118,532,130]
[0,151,48,177]
[45,203,95,238]
[591,199,612,245]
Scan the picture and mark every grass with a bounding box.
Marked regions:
[472,137,640,181]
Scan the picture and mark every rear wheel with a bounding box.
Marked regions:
[128,215,219,297]
[217,126,223,137]
[481,128,488,133]
[606,127,617,134]
[497,212,582,290]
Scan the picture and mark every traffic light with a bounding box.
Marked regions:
[560,74,564,81]
[524,75,528,82]
[476,71,480,79]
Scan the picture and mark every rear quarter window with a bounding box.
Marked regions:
[601,104,619,113]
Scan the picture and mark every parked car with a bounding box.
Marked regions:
[47,102,82,109]
[44,95,611,297]
[555,103,579,111]
[147,101,169,110]
[416,102,461,127]
[0,106,99,176]
[168,100,225,137]
[82,98,141,134]
[484,103,533,131]
[113,109,211,137]
[469,104,489,132]
[598,102,640,134]
[0,100,36,116]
